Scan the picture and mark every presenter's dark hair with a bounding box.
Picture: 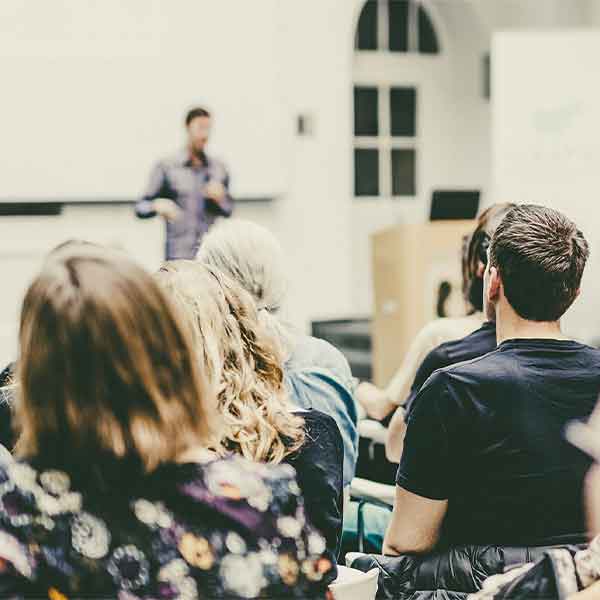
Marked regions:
[185,107,211,127]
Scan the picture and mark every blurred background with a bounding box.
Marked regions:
[1,0,600,385]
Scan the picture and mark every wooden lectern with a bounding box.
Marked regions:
[371,220,475,386]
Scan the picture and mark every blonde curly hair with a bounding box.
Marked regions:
[154,261,305,464]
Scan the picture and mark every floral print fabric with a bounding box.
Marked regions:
[0,455,335,599]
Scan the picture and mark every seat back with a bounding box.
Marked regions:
[329,565,379,600]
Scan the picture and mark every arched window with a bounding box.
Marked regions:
[353,0,440,199]
[355,0,439,54]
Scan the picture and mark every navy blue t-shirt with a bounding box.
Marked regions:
[404,321,497,415]
[397,338,600,546]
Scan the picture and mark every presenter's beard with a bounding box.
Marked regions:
[191,147,207,165]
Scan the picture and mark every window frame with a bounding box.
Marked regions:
[353,83,419,200]
[355,0,441,55]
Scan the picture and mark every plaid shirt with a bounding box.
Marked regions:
[135,149,233,260]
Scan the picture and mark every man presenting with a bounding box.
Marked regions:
[135,107,233,259]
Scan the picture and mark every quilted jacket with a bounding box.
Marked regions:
[349,538,587,599]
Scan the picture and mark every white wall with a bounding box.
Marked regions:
[350,0,491,313]
[0,206,163,366]
[0,0,286,199]
[492,31,600,342]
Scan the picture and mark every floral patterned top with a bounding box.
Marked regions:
[0,455,336,599]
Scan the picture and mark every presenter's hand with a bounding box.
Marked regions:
[204,180,226,203]
[152,198,182,222]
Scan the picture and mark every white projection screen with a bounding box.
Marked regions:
[492,31,600,342]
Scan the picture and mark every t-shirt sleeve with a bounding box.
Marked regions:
[286,412,344,559]
[396,373,454,501]
[404,345,450,416]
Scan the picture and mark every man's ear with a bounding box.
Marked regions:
[488,266,501,302]
[575,287,581,299]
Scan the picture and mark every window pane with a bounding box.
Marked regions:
[391,149,415,196]
[390,87,416,136]
[483,53,491,99]
[354,87,379,136]
[418,5,439,54]
[355,0,378,50]
[355,148,379,196]
[389,0,408,52]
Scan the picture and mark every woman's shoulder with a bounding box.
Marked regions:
[0,455,301,512]
[187,454,302,505]
[288,336,353,385]
[0,461,87,546]
[294,408,340,434]
[290,410,344,461]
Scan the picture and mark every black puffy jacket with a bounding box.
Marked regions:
[350,539,587,599]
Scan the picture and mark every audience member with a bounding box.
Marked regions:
[384,204,599,556]
[197,219,358,487]
[0,244,334,598]
[357,203,513,429]
[155,260,345,558]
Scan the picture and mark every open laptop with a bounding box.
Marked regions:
[430,190,480,221]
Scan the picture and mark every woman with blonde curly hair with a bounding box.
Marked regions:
[196,219,358,488]
[155,260,345,558]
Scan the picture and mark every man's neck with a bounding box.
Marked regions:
[495,302,567,345]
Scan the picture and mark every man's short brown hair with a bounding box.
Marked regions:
[489,204,589,322]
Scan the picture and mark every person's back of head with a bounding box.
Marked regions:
[196,219,296,358]
[488,204,589,322]
[154,260,305,464]
[16,243,215,475]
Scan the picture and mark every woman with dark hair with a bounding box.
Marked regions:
[0,244,334,599]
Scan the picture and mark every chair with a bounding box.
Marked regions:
[349,477,395,552]
[328,565,379,600]
[350,418,396,552]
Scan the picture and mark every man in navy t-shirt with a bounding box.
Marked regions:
[384,204,599,553]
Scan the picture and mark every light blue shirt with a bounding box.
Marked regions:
[284,336,359,486]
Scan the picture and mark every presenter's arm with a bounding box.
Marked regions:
[135,163,170,219]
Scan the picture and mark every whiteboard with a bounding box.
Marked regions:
[0,0,285,200]
[492,31,600,342]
